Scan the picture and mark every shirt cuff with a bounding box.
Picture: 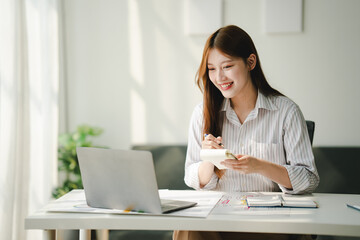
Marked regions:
[185,162,218,190]
[201,172,218,190]
[280,165,317,194]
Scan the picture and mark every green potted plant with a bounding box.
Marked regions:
[52,125,106,199]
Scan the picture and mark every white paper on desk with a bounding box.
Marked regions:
[159,190,223,217]
[46,190,223,218]
[211,192,291,216]
[200,149,235,169]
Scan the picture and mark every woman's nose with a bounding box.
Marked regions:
[216,69,226,82]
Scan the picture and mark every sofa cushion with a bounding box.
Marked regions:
[313,147,360,194]
[132,145,190,190]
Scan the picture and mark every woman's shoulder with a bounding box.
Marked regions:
[193,102,204,112]
[270,94,300,112]
[190,102,204,118]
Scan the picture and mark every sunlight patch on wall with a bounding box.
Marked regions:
[130,89,146,143]
[129,0,147,143]
[129,0,144,87]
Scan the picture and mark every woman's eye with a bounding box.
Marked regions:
[208,68,215,71]
[223,65,233,69]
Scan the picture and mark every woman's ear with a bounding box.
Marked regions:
[247,54,256,71]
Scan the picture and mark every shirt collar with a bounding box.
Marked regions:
[255,90,278,111]
[221,90,278,112]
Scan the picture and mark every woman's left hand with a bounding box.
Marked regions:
[221,154,264,174]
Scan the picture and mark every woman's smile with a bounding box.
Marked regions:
[219,82,234,90]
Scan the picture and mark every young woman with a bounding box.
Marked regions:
[175,25,319,240]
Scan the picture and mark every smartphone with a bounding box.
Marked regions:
[225,151,237,160]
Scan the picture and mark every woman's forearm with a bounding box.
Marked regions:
[198,161,215,188]
[257,160,293,189]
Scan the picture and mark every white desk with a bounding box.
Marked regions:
[25,190,360,240]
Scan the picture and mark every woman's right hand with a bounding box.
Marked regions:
[200,134,226,186]
[202,134,224,149]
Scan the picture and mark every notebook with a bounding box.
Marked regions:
[76,147,197,214]
[246,195,318,208]
[200,149,237,169]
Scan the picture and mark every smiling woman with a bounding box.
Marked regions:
[196,25,283,139]
[178,25,320,240]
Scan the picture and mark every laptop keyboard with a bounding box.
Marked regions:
[160,199,196,213]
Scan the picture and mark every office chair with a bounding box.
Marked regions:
[305,120,317,240]
[306,120,315,146]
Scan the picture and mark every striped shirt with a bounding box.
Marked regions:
[184,91,320,194]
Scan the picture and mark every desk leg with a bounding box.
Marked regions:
[96,229,109,240]
[79,229,91,240]
[43,230,55,240]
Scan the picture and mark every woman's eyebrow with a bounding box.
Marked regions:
[208,60,233,66]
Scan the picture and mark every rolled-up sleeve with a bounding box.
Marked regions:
[280,105,320,194]
[184,104,218,190]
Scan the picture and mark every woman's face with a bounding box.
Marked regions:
[207,48,252,99]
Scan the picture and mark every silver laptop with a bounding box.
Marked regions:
[76,147,197,214]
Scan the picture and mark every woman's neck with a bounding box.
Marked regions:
[230,82,258,124]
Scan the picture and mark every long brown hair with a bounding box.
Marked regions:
[196,25,282,137]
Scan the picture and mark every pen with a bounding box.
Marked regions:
[204,133,224,147]
[346,203,360,212]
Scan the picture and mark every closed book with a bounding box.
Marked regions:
[246,195,318,208]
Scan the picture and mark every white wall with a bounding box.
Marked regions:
[62,0,360,148]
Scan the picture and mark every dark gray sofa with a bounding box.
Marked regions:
[109,145,360,240]
[313,147,360,194]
